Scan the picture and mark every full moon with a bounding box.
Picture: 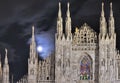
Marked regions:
[37,46,43,52]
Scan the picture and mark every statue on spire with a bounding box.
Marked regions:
[67,2,70,17]
[109,2,115,36]
[58,2,62,18]
[101,2,105,17]
[110,2,113,17]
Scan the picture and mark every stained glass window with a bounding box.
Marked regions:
[80,56,91,80]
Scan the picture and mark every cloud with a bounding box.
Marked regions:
[75,0,101,17]
[27,26,55,59]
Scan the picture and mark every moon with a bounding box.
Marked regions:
[37,46,43,52]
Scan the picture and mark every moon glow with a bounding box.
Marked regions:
[37,46,43,52]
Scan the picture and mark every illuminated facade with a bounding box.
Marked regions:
[54,2,120,83]
[1,2,120,83]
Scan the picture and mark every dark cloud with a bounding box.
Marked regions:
[0,0,57,25]
[35,27,55,59]
[75,0,100,17]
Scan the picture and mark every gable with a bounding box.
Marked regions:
[72,23,97,46]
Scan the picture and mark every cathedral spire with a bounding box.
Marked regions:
[65,2,71,37]
[100,2,107,37]
[109,2,115,36]
[58,2,62,18]
[30,25,37,59]
[110,2,113,17]
[67,2,70,17]
[28,26,38,83]
[57,2,63,37]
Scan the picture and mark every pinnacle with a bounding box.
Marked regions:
[110,2,113,17]
[101,2,105,17]
[67,2,70,17]
[58,2,62,17]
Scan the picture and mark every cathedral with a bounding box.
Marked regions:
[0,2,120,83]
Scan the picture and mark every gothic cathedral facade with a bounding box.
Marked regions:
[54,2,120,83]
[0,2,120,83]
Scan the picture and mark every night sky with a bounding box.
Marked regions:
[0,0,120,82]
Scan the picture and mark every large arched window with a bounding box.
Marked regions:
[80,56,92,80]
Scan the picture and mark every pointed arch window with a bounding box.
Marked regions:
[80,56,92,80]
